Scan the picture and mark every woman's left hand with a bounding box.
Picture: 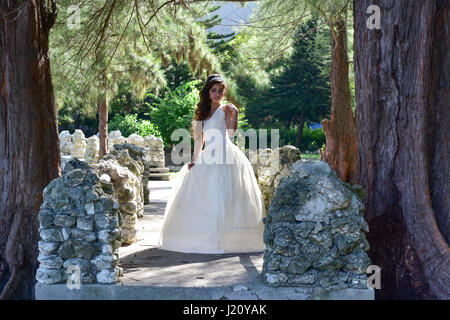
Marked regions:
[222,104,238,116]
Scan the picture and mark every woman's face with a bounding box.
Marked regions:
[209,84,225,104]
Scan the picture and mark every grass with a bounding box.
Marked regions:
[301,153,320,160]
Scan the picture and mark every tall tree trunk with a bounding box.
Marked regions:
[295,110,305,149]
[98,94,109,159]
[321,11,358,184]
[0,0,60,299]
[354,0,449,299]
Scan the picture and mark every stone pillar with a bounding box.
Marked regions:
[59,130,73,155]
[91,156,142,245]
[71,129,87,160]
[250,145,301,213]
[108,130,126,151]
[60,131,74,171]
[144,135,170,182]
[85,135,100,164]
[36,160,122,285]
[144,135,165,168]
[127,133,145,148]
[112,143,150,205]
[262,161,372,290]
[112,149,144,219]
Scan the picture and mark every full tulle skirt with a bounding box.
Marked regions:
[156,140,266,254]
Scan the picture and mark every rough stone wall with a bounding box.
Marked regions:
[55,130,151,246]
[113,143,151,205]
[71,129,87,159]
[127,133,145,147]
[104,147,145,218]
[85,135,100,164]
[60,129,165,173]
[262,161,371,289]
[91,157,142,245]
[250,145,302,213]
[59,130,99,169]
[108,130,126,150]
[59,130,73,155]
[36,160,122,285]
[143,135,165,168]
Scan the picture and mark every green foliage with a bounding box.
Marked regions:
[237,111,250,131]
[198,4,237,52]
[158,61,198,98]
[51,0,224,137]
[265,124,325,152]
[148,80,202,147]
[109,80,150,119]
[57,99,98,136]
[109,114,161,138]
[301,153,320,159]
[301,125,326,152]
[277,127,298,148]
[241,18,331,132]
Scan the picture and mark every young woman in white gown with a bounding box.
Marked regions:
[156,74,266,254]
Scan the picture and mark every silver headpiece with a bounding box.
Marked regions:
[207,75,225,83]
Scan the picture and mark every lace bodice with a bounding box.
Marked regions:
[202,105,231,150]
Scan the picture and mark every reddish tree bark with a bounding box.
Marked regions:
[98,94,109,159]
[321,13,358,184]
[354,0,449,299]
[0,0,60,299]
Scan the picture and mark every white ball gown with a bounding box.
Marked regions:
[156,105,266,254]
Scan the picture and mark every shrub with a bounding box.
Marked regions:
[148,81,201,147]
[108,113,161,138]
[262,124,325,152]
[301,125,326,152]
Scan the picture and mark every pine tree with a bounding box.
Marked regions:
[243,18,331,149]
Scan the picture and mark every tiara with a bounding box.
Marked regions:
[207,75,225,83]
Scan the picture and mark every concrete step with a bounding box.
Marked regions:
[149,173,170,180]
[167,165,182,172]
[35,281,374,300]
[149,167,170,173]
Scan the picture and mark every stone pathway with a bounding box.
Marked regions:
[117,179,266,288]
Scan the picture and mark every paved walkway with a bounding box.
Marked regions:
[117,179,265,288]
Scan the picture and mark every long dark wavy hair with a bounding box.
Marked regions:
[191,74,227,135]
